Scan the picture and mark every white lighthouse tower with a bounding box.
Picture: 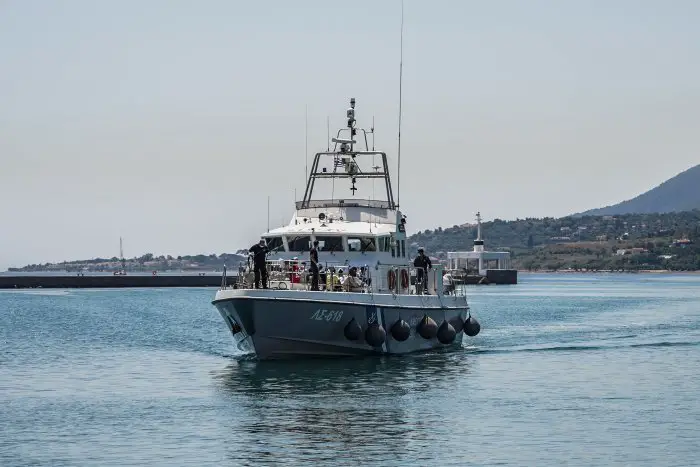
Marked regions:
[473,212,485,253]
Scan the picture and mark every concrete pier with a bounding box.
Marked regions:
[0,273,237,289]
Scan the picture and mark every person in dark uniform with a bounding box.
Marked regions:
[413,246,432,294]
[249,238,269,289]
[309,239,320,291]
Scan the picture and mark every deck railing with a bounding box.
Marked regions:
[223,259,461,297]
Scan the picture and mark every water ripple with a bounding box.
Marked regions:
[2,274,700,466]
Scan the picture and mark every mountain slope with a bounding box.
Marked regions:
[578,164,700,216]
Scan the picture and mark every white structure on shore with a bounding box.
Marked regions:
[446,212,512,276]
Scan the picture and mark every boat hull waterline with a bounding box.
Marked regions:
[213,289,471,360]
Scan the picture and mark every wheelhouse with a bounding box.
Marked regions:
[250,98,410,267]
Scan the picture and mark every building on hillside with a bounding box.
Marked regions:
[549,236,572,242]
[616,248,648,256]
[671,238,693,248]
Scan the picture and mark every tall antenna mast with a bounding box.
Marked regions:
[397,0,404,208]
[267,196,270,232]
[326,115,330,151]
[304,104,308,182]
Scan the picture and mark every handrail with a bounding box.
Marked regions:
[231,258,373,293]
[225,259,454,297]
[373,263,445,296]
[295,199,392,210]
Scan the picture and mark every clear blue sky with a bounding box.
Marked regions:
[1,0,698,269]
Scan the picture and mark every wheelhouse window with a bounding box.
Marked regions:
[348,237,376,253]
[315,236,343,252]
[378,236,391,252]
[265,237,284,252]
[288,236,312,252]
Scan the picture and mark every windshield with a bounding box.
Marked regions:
[315,236,343,252]
[288,236,312,252]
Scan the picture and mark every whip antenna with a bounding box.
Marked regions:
[397,0,404,208]
[305,104,308,183]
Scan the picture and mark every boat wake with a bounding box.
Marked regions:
[0,289,72,296]
[466,339,700,355]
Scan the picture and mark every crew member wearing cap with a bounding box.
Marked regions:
[413,247,432,294]
[249,239,269,289]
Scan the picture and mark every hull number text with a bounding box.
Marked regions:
[310,309,344,322]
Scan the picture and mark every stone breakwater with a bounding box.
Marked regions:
[0,273,237,289]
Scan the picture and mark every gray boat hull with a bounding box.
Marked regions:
[212,289,472,360]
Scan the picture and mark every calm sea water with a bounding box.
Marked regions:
[1,273,699,466]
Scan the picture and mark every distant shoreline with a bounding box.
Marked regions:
[517,269,700,274]
[0,270,226,276]
[4,268,699,275]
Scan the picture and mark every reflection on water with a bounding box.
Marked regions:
[214,350,469,396]
[212,353,474,466]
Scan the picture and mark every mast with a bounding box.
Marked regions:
[300,99,396,210]
[305,104,308,183]
[396,0,404,208]
[348,97,356,152]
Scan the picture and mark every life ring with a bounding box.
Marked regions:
[387,269,397,290]
[400,269,409,289]
[152,271,157,276]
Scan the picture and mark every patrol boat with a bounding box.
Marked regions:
[212,98,480,359]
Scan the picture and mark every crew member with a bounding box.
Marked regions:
[249,238,269,289]
[359,266,371,286]
[413,247,432,294]
[342,267,364,292]
[326,267,341,291]
[336,269,345,289]
[290,258,301,284]
[309,239,320,290]
[443,270,455,295]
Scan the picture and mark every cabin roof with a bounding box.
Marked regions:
[263,220,395,237]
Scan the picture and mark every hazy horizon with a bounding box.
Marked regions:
[2,0,699,270]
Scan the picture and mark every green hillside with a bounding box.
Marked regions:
[9,212,700,273]
[408,210,700,271]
